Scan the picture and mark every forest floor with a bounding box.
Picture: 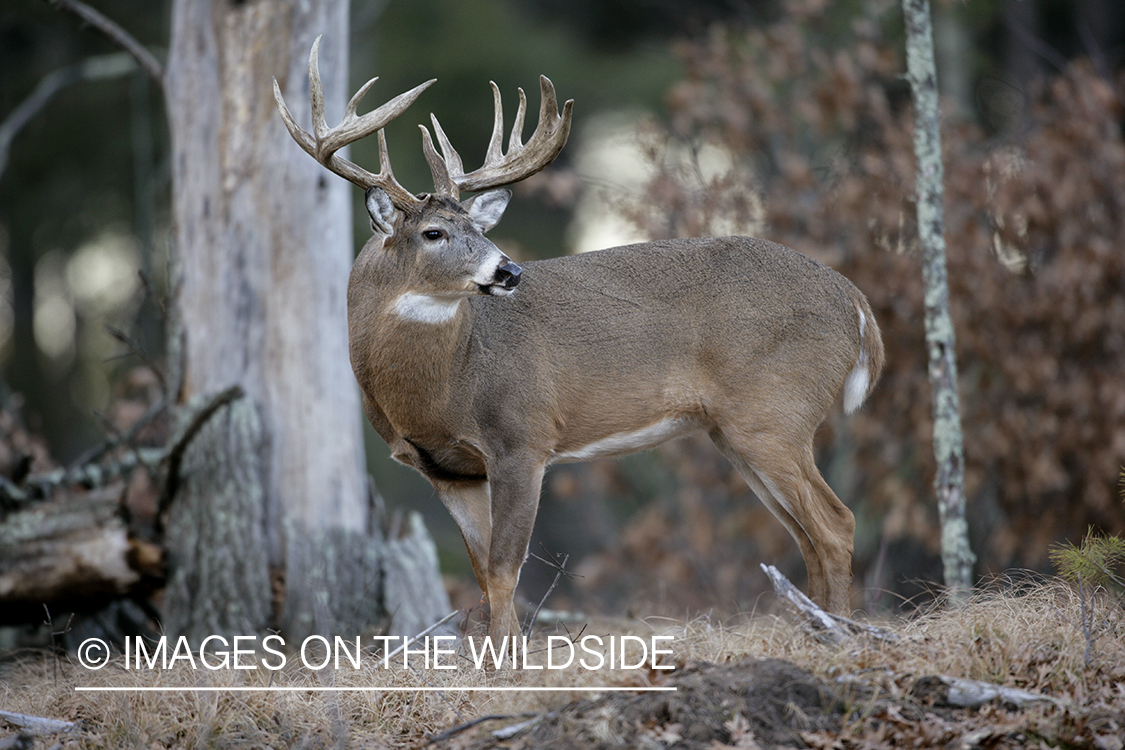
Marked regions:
[1,579,1122,749]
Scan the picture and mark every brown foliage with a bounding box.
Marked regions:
[589,1,1125,607]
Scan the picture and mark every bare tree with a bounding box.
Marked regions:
[161,0,448,642]
[902,0,975,601]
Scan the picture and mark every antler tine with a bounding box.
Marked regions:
[429,115,464,177]
[487,82,508,164]
[376,129,394,179]
[507,85,528,154]
[420,81,509,200]
[374,129,422,209]
[535,75,564,142]
[308,36,330,148]
[420,116,462,198]
[273,35,433,211]
[273,76,317,156]
[451,75,574,195]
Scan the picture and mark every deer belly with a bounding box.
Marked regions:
[549,416,700,464]
[393,437,488,483]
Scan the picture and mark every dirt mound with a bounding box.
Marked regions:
[455,658,855,749]
[442,653,1124,750]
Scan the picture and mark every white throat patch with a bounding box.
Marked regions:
[392,292,462,324]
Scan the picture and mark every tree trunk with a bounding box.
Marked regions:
[902,0,975,602]
[162,0,449,642]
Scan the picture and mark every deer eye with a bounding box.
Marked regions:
[422,229,445,241]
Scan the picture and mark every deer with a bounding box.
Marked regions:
[274,37,884,645]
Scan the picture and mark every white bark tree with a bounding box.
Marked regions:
[162,0,448,642]
[902,0,975,602]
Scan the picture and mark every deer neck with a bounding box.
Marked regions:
[351,284,475,430]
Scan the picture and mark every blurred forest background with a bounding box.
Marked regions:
[1,0,1123,625]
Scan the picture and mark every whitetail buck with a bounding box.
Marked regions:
[275,38,884,642]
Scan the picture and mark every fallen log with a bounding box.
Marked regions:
[0,483,163,624]
[0,388,245,625]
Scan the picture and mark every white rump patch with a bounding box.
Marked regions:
[843,304,870,414]
[392,292,462,324]
[551,417,697,463]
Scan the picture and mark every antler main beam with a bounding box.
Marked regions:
[422,76,574,199]
[274,37,573,209]
[272,36,433,211]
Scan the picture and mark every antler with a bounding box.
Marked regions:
[272,36,434,212]
[421,76,574,200]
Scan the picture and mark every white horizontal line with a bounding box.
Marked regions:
[74,686,676,693]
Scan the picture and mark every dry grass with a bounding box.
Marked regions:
[1,579,1122,748]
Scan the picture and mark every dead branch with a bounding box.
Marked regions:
[760,563,898,646]
[0,448,162,505]
[158,384,245,511]
[762,565,1067,713]
[384,610,462,662]
[492,715,548,741]
[105,324,165,389]
[426,713,539,746]
[44,0,163,81]
[910,674,1064,710]
[1,386,243,506]
[0,53,137,182]
[522,546,576,636]
[0,710,77,737]
[68,395,168,471]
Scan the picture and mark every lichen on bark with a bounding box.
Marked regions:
[902,0,975,600]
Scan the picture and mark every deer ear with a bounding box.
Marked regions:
[365,187,397,238]
[464,189,512,233]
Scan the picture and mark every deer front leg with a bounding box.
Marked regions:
[483,458,546,643]
[436,480,493,599]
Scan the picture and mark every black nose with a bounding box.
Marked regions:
[496,262,522,288]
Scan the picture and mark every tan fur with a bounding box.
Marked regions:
[275,50,883,642]
[349,207,884,636]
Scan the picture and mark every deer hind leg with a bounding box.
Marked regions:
[710,428,856,614]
